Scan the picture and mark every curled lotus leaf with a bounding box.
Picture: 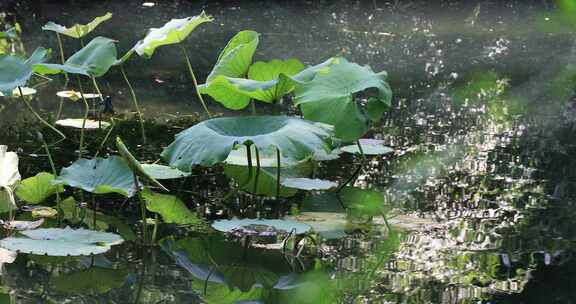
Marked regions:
[54,156,137,197]
[293,57,392,141]
[0,47,50,95]
[0,227,123,256]
[116,137,167,191]
[34,37,117,77]
[205,30,259,82]
[212,219,311,236]
[42,13,112,38]
[140,164,191,180]
[161,115,334,171]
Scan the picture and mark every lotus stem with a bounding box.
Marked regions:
[253,146,260,195]
[55,79,70,121]
[38,132,61,217]
[90,76,105,129]
[178,44,212,118]
[17,86,66,143]
[93,118,116,159]
[120,64,147,145]
[133,173,148,245]
[55,33,69,81]
[336,140,366,192]
[244,144,254,188]
[251,100,257,115]
[276,148,281,202]
[77,78,90,159]
[151,213,159,244]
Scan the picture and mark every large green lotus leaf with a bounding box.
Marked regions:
[161,116,334,171]
[115,137,167,191]
[141,189,203,226]
[206,30,259,82]
[0,146,20,213]
[224,160,313,197]
[199,58,335,110]
[141,164,191,180]
[15,172,64,204]
[0,47,50,95]
[33,37,117,77]
[54,156,137,197]
[339,186,386,217]
[212,219,311,235]
[294,57,392,141]
[134,12,213,58]
[51,267,128,294]
[42,13,112,38]
[0,227,124,256]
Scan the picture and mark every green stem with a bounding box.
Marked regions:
[55,78,70,121]
[253,146,260,195]
[39,132,61,220]
[276,148,281,202]
[251,100,257,115]
[55,33,69,81]
[244,144,253,188]
[151,213,159,244]
[179,44,212,118]
[77,78,90,159]
[90,76,104,130]
[17,87,66,142]
[94,118,115,159]
[134,174,148,245]
[336,140,366,192]
[120,64,147,144]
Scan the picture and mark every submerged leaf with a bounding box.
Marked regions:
[161,116,334,170]
[34,37,117,77]
[0,47,50,95]
[54,156,136,197]
[339,186,386,217]
[294,57,392,141]
[133,12,213,58]
[42,13,112,38]
[15,172,64,204]
[0,227,123,256]
[141,189,203,226]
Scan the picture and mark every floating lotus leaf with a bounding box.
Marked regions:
[34,37,117,77]
[2,219,44,231]
[133,12,213,59]
[51,267,129,294]
[42,13,112,38]
[15,172,64,204]
[116,137,167,191]
[141,189,203,226]
[0,47,50,95]
[205,30,259,82]
[55,118,111,130]
[340,139,394,155]
[161,115,334,171]
[54,156,136,197]
[56,90,101,101]
[280,178,337,191]
[30,206,58,218]
[200,58,305,109]
[0,145,20,213]
[0,227,123,256]
[212,219,311,235]
[0,87,36,97]
[141,164,191,180]
[288,212,348,240]
[294,57,392,141]
[224,145,300,167]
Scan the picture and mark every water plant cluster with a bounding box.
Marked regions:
[0,10,400,301]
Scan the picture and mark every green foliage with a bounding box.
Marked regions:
[51,267,128,294]
[293,57,392,141]
[115,137,167,191]
[141,189,203,226]
[339,187,386,217]
[206,30,260,81]
[42,13,113,38]
[15,172,64,204]
[0,47,50,95]
[161,115,334,170]
[54,156,136,197]
[34,37,117,77]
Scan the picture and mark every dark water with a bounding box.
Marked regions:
[1,0,576,303]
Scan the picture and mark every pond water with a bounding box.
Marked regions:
[1,0,576,303]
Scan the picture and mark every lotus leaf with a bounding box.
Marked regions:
[224,145,298,167]
[54,156,136,197]
[42,13,112,38]
[34,37,117,77]
[141,164,191,180]
[0,87,36,97]
[15,172,64,204]
[0,47,50,95]
[293,57,392,141]
[55,118,111,130]
[30,206,58,218]
[0,227,123,256]
[339,186,386,217]
[56,90,101,101]
[200,58,337,110]
[161,116,334,171]
[133,12,213,58]
[340,139,394,155]
[205,30,259,82]
[288,212,347,240]
[2,219,44,231]
[0,145,20,213]
[212,219,311,235]
[51,267,129,294]
[141,189,203,225]
[280,178,337,191]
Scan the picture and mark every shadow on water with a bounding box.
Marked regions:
[1,0,576,303]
